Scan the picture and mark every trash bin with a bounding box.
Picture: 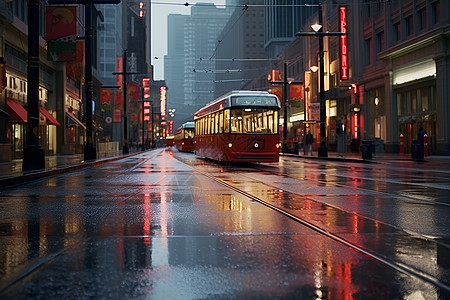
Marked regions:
[361,140,373,160]
[293,142,299,155]
[411,140,424,159]
[337,133,347,155]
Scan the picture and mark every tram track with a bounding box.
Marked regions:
[173,151,450,294]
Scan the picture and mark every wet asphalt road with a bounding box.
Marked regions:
[0,148,449,299]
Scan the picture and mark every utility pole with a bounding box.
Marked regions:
[317,4,327,157]
[23,0,45,171]
[112,50,139,154]
[269,61,302,153]
[84,3,96,161]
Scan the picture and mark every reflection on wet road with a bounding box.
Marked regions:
[0,148,449,299]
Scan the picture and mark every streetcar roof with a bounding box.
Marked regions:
[182,121,195,129]
[194,90,280,118]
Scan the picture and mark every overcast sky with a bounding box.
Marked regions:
[151,1,226,80]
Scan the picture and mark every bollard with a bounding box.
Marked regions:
[399,134,404,154]
[424,134,429,156]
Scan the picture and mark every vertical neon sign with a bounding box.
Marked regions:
[353,113,358,139]
[160,86,167,119]
[340,6,348,80]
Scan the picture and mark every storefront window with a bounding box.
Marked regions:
[13,123,24,152]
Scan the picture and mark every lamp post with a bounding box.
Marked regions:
[23,0,45,170]
[296,3,344,157]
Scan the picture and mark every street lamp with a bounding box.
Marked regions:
[296,3,344,157]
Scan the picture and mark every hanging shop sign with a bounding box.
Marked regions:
[339,6,348,80]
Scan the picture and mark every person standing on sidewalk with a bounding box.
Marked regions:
[305,130,313,155]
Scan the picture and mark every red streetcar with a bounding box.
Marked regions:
[175,122,195,152]
[194,90,281,163]
[165,135,175,146]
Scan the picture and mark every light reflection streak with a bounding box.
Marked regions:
[143,193,151,246]
[152,175,169,267]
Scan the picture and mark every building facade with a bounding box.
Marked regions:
[367,0,449,155]
[245,0,449,156]
[0,0,121,161]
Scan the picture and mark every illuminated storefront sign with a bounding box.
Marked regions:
[393,59,436,85]
[353,112,359,139]
[340,6,348,80]
[160,86,167,119]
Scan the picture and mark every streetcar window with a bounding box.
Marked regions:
[232,96,279,107]
[210,113,215,134]
[215,113,220,134]
[203,117,206,135]
[224,109,230,133]
[219,111,224,133]
[207,115,211,135]
[231,110,243,133]
[229,108,278,134]
[185,128,194,139]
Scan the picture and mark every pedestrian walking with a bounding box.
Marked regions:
[304,130,313,155]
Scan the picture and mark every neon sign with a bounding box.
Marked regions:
[353,112,358,139]
[160,86,167,118]
[340,6,348,80]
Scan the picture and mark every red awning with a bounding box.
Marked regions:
[6,99,27,123]
[39,106,60,126]
[66,111,86,129]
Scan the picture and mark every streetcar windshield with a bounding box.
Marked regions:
[184,128,195,139]
[229,108,279,134]
[231,96,279,107]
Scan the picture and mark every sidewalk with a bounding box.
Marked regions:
[0,152,139,187]
[283,150,450,171]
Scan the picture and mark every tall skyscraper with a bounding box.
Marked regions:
[98,4,123,86]
[264,0,317,58]
[214,0,267,98]
[165,3,232,127]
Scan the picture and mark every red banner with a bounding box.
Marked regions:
[127,81,140,101]
[113,109,121,123]
[46,6,77,41]
[100,89,111,111]
[271,87,282,100]
[114,91,123,110]
[101,89,111,104]
[116,57,123,90]
[290,84,304,100]
[66,42,84,79]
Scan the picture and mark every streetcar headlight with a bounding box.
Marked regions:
[276,143,281,148]
[228,143,233,148]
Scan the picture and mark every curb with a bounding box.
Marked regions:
[281,153,378,163]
